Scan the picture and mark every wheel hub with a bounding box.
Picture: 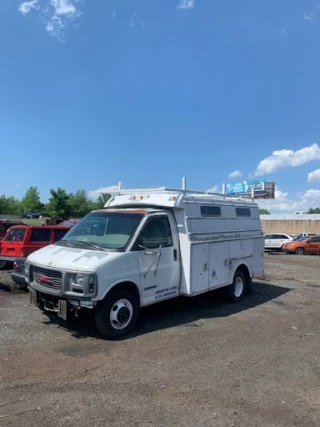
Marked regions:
[110,299,133,330]
[117,306,130,323]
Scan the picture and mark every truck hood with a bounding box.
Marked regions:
[27,244,121,272]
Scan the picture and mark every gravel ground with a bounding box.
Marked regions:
[0,254,319,427]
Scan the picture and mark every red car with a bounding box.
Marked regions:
[57,218,80,227]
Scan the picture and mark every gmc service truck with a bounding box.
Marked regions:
[26,183,264,339]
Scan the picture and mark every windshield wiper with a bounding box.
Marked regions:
[72,240,109,251]
[57,239,76,247]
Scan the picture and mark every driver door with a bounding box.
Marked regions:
[134,214,180,306]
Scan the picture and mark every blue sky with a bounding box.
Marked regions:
[1,0,320,212]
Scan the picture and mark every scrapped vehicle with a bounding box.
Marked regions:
[0,225,71,270]
[11,258,28,288]
[58,218,80,227]
[264,233,293,251]
[26,183,264,339]
[0,219,25,269]
[282,235,320,255]
[20,210,40,219]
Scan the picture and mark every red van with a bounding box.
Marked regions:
[0,225,71,260]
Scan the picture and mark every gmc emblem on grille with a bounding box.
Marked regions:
[39,275,51,283]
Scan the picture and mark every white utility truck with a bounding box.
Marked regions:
[26,183,264,338]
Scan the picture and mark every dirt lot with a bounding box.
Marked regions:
[0,255,319,427]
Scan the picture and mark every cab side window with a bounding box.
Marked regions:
[30,229,51,242]
[139,217,173,249]
[54,229,69,241]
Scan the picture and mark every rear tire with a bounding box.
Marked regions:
[226,270,247,303]
[295,247,305,255]
[0,260,7,270]
[95,289,139,339]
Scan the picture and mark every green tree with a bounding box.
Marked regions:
[0,195,7,214]
[259,209,270,215]
[20,186,42,212]
[68,190,91,217]
[307,207,320,214]
[5,196,21,215]
[46,188,70,219]
[0,195,21,215]
[96,193,111,209]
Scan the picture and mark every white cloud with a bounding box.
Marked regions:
[207,185,219,193]
[302,189,320,199]
[254,143,320,176]
[18,1,39,16]
[46,0,81,41]
[130,11,144,28]
[88,186,120,200]
[308,169,320,183]
[177,0,195,10]
[303,6,320,22]
[258,187,320,213]
[46,15,66,42]
[228,170,242,180]
[50,0,80,17]
[19,0,81,42]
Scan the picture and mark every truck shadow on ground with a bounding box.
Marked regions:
[41,281,290,340]
[0,281,26,294]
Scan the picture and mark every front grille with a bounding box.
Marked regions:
[32,266,62,291]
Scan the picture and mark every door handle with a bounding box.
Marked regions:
[173,249,177,261]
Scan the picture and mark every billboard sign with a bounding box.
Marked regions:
[226,180,265,196]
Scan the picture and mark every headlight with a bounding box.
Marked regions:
[75,273,85,285]
[69,273,97,295]
[25,262,29,276]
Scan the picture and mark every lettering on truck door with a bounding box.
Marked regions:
[133,214,180,305]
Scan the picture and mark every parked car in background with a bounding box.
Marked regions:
[57,218,80,227]
[292,233,316,241]
[0,219,25,269]
[5,225,71,288]
[20,210,40,219]
[264,233,293,251]
[282,235,320,255]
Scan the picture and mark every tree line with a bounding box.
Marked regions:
[1,187,319,218]
[0,187,111,219]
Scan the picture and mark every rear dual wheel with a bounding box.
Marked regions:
[226,270,248,302]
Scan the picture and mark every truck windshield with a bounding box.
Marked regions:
[59,211,143,250]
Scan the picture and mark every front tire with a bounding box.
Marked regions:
[295,247,305,255]
[226,270,247,303]
[95,289,139,339]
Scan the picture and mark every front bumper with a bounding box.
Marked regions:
[30,289,97,320]
[11,271,28,287]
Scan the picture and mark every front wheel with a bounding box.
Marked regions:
[295,247,305,255]
[95,289,139,339]
[226,270,247,303]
